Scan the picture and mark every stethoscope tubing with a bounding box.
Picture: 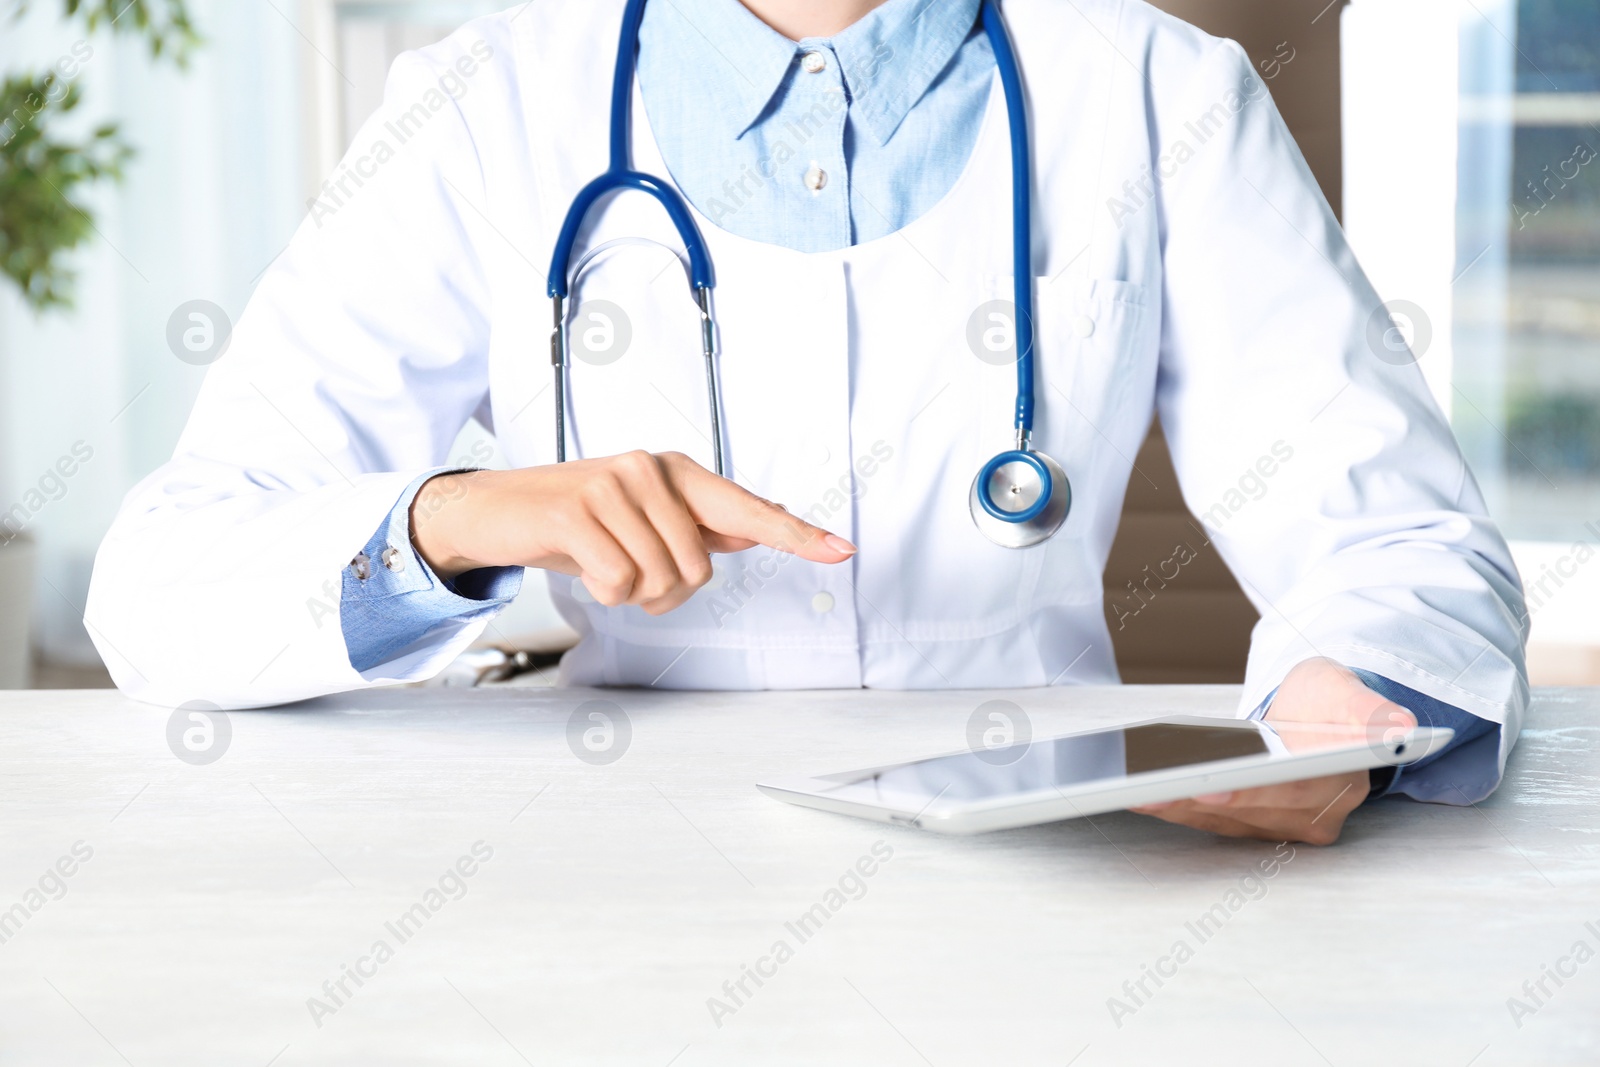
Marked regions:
[549,171,715,298]
[981,0,1036,442]
[545,0,1058,538]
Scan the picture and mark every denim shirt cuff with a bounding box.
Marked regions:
[341,468,524,671]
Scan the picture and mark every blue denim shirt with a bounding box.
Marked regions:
[635,0,992,249]
[340,0,1500,802]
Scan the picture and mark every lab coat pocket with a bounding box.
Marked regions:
[1025,277,1158,610]
[1035,277,1156,480]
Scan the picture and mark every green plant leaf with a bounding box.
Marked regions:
[0,0,196,310]
[0,72,134,310]
[13,0,201,67]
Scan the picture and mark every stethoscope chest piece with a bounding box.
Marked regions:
[969,449,1071,548]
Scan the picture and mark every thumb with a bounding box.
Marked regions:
[1264,658,1417,755]
[1268,657,1417,729]
[662,454,856,563]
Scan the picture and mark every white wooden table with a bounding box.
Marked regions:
[1,686,1596,1065]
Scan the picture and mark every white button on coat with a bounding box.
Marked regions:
[83,0,1526,809]
[811,591,835,614]
[1074,315,1096,338]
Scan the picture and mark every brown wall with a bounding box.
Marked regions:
[1103,0,1346,683]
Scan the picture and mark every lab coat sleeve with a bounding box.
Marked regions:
[86,39,509,709]
[1150,39,1530,799]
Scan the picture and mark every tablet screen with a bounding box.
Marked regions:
[818,722,1272,808]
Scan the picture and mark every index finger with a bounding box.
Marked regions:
[659,453,856,563]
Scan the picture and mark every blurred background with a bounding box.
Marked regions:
[0,0,1594,690]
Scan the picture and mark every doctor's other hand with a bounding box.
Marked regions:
[1130,657,1415,846]
[408,451,856,613]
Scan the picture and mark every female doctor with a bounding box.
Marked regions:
[86,0,1528,844]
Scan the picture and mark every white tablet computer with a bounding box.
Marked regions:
[756,714,1454,835]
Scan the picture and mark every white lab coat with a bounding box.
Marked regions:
[86,0,1528,781]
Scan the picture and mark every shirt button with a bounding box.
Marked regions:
[804,163,828,192]
[1074,315,1096,338]
[801,50,826,74]
[381,546,405,572]
[349,552,371,580]
[811,591,836,614]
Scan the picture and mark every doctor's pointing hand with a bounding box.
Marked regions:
[410,451,857,612]
[86,0,1527,845]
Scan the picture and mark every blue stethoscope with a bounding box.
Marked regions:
[548,0,1069,548]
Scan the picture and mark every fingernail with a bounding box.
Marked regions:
[1195,791,1234,806]
[824,534,857,555]
[1134,802,1174,811]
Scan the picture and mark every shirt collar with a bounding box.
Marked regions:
[640,0,982,147]
[824,0,982,146]
[640,0,802,138]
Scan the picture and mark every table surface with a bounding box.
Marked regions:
[0,685,1596,1066]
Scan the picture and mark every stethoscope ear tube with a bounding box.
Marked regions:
[550,281,726,478]
[694,287,726,477]
[551,293,567,464]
